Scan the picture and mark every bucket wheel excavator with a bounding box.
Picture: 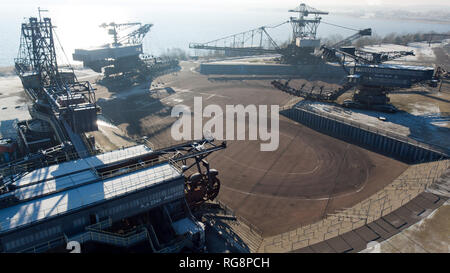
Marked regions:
[155,139,226,207]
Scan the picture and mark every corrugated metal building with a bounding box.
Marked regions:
[0,145,204,253]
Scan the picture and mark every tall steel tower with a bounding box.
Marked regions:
[288,3,329,41]
[15,16,61,91]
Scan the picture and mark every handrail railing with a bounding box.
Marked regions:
[157,237,187,253]
[19,235,67,253]
[0,164,177,233]
[70,226,149,248]
[98,157,164,180]
[85,217,113,231]
[0,143,152,180]
[215,200,263,236]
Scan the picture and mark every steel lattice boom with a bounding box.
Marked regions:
[189,3,329,63]
[99,22,153,47]
[189,23,287,55]
[320,28,415,65]
[331,28,372,48]
[355,49,415,64]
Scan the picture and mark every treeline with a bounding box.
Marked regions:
[322,31,450,48]
[160,48,188,60]
[160,48,227,60]
[354,32,450,47]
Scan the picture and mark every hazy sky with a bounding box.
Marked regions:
[0,0,448,66]
[2,0,450,10]
[2,0,450,20]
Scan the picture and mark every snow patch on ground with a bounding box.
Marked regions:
[408,42,437,59]
[408,102,449,127]
[409,102,440,115]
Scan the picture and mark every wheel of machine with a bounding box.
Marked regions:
[206,175,220,201]
[187,172,202,187]
[185,172,208,207]
[185,172,221,207]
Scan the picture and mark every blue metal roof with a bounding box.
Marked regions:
[0,162,181,233]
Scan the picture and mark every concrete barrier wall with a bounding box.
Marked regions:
[200,63,345,77]
[282,107,447,163]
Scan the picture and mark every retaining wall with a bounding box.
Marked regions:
[282,106,448,163]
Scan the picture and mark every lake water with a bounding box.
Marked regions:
[0,3,449,67]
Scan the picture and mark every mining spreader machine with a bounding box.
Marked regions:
[271,27,442,112]
[0,12,226,253]
[73,21,179,91]
[13,14,99,160]
[190,3,329,64]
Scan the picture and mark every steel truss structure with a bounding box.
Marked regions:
[288,3,328,40]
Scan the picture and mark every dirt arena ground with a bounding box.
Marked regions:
[90,61,409,236]
[207,121,409,236]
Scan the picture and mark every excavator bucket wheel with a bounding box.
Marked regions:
[206,175,220,201]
